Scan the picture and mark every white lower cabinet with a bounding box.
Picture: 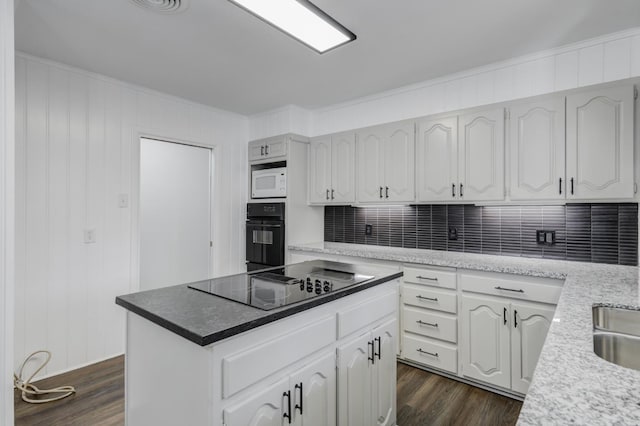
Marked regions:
[460,293,555,394]
[338,319,397,426]
[510,302,555,394]
[460,294,512,389]
[223,351,336,426]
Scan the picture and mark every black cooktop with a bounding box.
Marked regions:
[188,261,374,311]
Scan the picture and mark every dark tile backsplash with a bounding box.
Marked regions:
[324,204,638,266]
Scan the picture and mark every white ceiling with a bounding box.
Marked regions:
[14,0,640,115]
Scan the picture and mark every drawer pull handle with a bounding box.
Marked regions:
[416,275,438,281]
[416,295,438,302]
[494,286,524,293]
[417,348,439,357]
[416,320,438,327]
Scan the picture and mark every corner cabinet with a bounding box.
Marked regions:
[509,97,566,201]
[566,85,635,200]
[337,319,397,426]
[308,132,356,204]
[356,122,415,203]
[416,108,505,202]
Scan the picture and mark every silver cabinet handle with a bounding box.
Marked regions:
[385,186,389,199]
[265,145,269,155]
[494,286,525,293]
[416,275,438,281]
[326,189,329,200]
[331,189,335,200]
[417,348,438,357]
[260,146,264,156]
[416,295,438,301]
[379,186,383,198]
[460,182,464,197]
[452,183,456,198]
[416,320,438,327]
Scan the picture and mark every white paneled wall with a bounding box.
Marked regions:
[312,27,640,135]
[248,27,640,139]
[1,0,15,424]
[14,53,249,377]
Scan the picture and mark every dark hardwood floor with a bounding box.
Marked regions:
[397,362,522,426]
[14,355,124,426]
[15,357,521,425]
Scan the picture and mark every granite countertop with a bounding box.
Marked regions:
[289,242,640,425]
[115,260,402,346]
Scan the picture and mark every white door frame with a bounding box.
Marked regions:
[130,130,216,293]
[0,0,15,424]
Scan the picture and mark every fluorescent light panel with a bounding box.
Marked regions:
[229,0,356,53]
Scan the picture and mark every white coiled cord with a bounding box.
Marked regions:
[13,350,76,404]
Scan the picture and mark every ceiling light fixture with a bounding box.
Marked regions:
[227,0,356,54]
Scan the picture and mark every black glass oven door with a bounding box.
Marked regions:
[245,222,284,267]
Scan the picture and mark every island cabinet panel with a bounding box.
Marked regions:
[337,319,397,426]
[222,315,336,398]
[509,97,566,201]
[566,85,635,200]
[337,289,397,339]
[223,377,290,426]
[224,351,337,426]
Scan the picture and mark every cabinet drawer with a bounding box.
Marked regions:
[459,271,562,305]
[403,334,457,374]
[403,284,457,314]
[222,315,335,398]
[403,306,457,343]
[404,266,456,289]
[337,289,397,338]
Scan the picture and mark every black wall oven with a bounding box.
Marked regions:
[246,203,285,271]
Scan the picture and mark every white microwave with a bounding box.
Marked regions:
[251,167,287,198]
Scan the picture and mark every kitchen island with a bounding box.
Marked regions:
[116,260,402,426]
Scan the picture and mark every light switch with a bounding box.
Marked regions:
[118,194,129,208]
[84,229,96,244]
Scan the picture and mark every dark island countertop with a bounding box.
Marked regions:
[115,260,403,346]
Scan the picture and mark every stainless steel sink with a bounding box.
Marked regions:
[593,306,640,371]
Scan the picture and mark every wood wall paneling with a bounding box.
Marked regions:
[14,54,249,379]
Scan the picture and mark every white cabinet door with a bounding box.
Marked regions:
[249,140,267,162]
[383,122,415,202]
[265,139,287,159]
[458,108,505,201]
[308,136,333,204]
[356,128,385,202]
[337,332,372,426]
[566,85,635,200]
[292,352,336,426]
[510,302,554,394]
[371,319,396,426]
[332,132,356,203]
[460,294,511,389]
[416,116,458,201]
[223,377,290,426]
[509,98,566,200]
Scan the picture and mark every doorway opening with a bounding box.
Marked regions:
[139,137,213,291]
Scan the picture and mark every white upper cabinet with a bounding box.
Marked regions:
[566,85,635,200]
[249,136,288,162]
[308,136,332,203]
[332,133,357,203]
[416,116,458,201]
[458,108,505,201]
[308,133,356,204]
[356,121,415,203]
[509,98,566,200]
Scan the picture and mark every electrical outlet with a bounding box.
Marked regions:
[448,226,458,240]
[365,224,373,236]
[536,230,556,245]
[84,229,96,244]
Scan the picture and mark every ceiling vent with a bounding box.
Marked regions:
[129,0,188,13]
